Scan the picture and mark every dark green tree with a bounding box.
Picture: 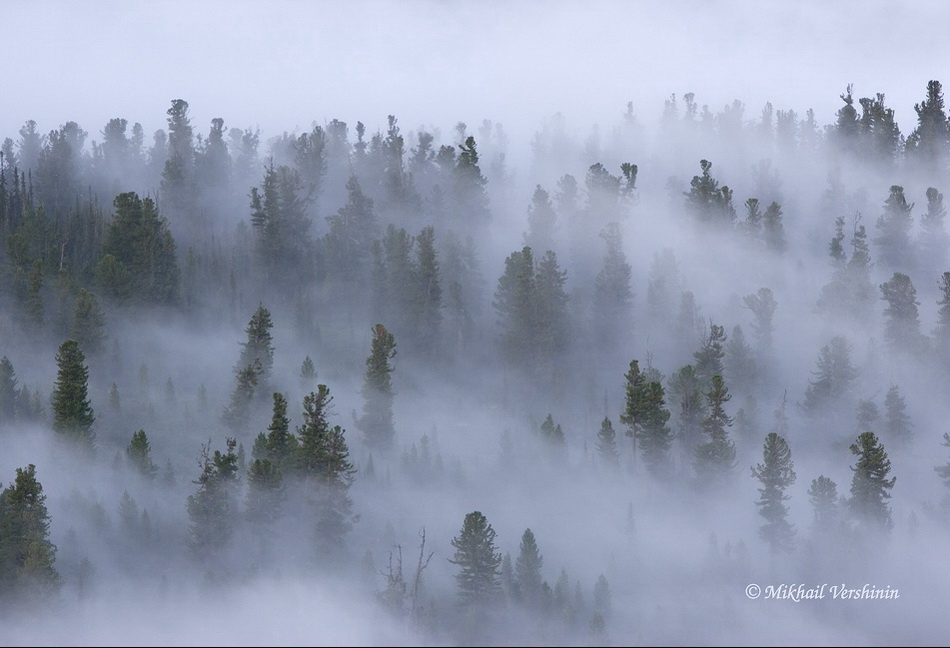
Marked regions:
[299,355,317,390]
[296,385,357,554]
[742,287,777,353]
[325,175,378,284]
[50,340,95,450]
[693,375,737,487]
[0,464,59,600]
[358,324,397,452]
[186,437,240,558]
[693,322,727,389]
[222,359,261,434]
[668,364,705,467]
[684,159,735,225]
[762,201,787,253]
[0,356,19,424]
[97,192,180,304]
[905,80,949,171]
[245,458,284,531]
[160,99,195,217]
[449,511,502,608]
[848,431,895,532]
[238,304,275,386]
[638,381,673,478]
[126,429,158,478]
[750,432,796,553]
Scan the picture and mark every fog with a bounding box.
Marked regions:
[3,2,950,646]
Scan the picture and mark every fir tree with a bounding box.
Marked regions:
[51,340,95,451]
[449,511,502,609]
[515,528,544,610]
[848,431,896,532]
[808,475,839,536]
[883,385,912,447]
[750,433,796,553]
[126,429,158,478]
[358,324,397,452]
[596,417,620,467]
[693,375,737,487]
[0,464,59,600]
[186,437,240,558]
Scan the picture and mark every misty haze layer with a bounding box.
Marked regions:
[2,70,950,646]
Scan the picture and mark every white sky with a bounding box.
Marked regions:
[4,0,949,146]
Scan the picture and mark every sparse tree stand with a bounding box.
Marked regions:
[51,339,95,453]
[751,433,796,553]
[848,431,896,533]
[0,465,60,602]
[358,324,397,452]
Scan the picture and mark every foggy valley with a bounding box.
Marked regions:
[3,4,950,646]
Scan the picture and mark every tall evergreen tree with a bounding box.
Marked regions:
[591,222,633,341]
[238,304,275,386]
[50,340,95,451]
[449,511,502,608]
[638,382,673,478]
[126,429,158,478]
[848,431,895,532]
[880,272,925,353]
[515,528,544,610]
[0,356,19,424]
[919,187,948,275]
[70,289,107,355]
[684,159,735,225]
[905,80,949,172]
[750,433,796,553]
[693,375,737,487]
[801,336,858,416]
[186,437,240,558]
[874,186,914,270]
[358,324,397,452]
[934,271,950,365]
[0,464,59,600]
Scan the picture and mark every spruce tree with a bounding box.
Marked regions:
[186,437,240,558]
[126,429,158,478]
[51,340,95,451]
[848,431,895,532]
[596,417,620,467]
[238,304,275,385]
[0,464,59,600]
[880,272,925,354]
[70,289,107,355]
[751,433,796,553]
[359,324,397,452]
[638,382,673,478]
[515,528,544,610]
[449,511,502,608]
[693,375,737,487]
[883,385,912,447]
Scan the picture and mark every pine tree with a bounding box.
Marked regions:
[668,364,705,468]
[591,222,632,342]
[0,464,59,600]
[51,340,95,451]
[523,184,558,253]
[515,528,544,610]
[751,433,796,553]
[261,392,298,471]
[126,429,158,478]
[296,385,356,554]
[919,187,948,275]
[693,323,727,389]
[449,511,502,608]
[848,431,896,532]
[905,80,949,172]
[359,324,397,452]
[684,159,735,225]
[238,304,275,386]
[693,375,737,487]
[245,458,284,530]
[638,381,673,478]
[222,359,261,434]
[762,201,787,253]
[186,437,240,558]
[595,417,620,467]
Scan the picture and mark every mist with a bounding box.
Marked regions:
[3,2,950,646]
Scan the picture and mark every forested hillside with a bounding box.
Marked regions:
[1,82,950,644]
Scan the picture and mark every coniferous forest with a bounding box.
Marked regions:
[3,78,950,645]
